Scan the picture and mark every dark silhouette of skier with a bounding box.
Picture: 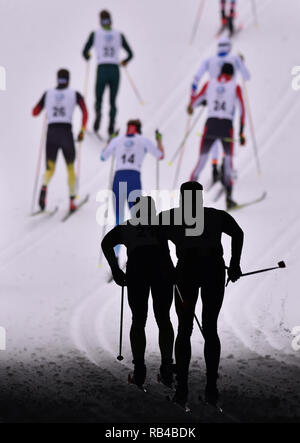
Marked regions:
[159,181,244,408]
[101,196,175,387]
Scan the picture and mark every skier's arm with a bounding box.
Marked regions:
[101,139,116,161]
[188,81,209,113]
[76,92,88,130]
[82,32,94,60]
[120,34,134,66]
[32,93,46,116]
[222,211,244,280]
[236,54,251,81]
[236,85,246,144]
[101,227,123,271]
[145,137,164,160]
[192,58,209,95]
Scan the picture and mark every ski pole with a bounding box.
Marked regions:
[156,159,160,190]
[251,0,259,27]
[226,260,286,287]
[190,0,206,45]
[76,61,91,197]
[30,114,47,214]
[168,108,204,167]
[242,79,261,176]
[117,285,125,361]
[98,156,115,268]
[175,284,204,337]
[123,66,145,106]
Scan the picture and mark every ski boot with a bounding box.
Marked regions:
[129,362,147,388]
[39,185,47,211]
[172,383,189,411]
[204,382,219,407]
[212,163,219,183]
[226,186,238,210]
[70,196,77,213]
[159,362,174,388]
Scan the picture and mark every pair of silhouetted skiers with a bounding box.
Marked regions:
[101,182,244,408]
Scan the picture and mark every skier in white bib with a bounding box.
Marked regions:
[188,63,246,210]
[190,36,250,184]
[101,119,164,257]
[32,69,88,212]
[83,10,133,138]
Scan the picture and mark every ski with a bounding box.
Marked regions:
[128,374,147,393]
[227,191,267,212]
[203,399,241,423]
[86,131,106,143]
[31,206,59,217]
[61,194,89,222]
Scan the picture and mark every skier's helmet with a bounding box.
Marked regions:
[57,69,70,86]
[217,36,232,56]
[127,119,142,134]
[221,63,234,77]
[100,10,112,26]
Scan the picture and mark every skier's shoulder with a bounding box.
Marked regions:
[204,206,227,218]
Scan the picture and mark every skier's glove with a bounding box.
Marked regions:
[155,130,162,141]
[120,60,128,67]
[200,99,207,106]
[112,267,127,287]
[187,104,194,115]
[77,128,85,142]
[240,133,246,146]
[238,52,245,62]
[227,260,242,283]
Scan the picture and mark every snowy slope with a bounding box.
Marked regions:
[0,0,300,422]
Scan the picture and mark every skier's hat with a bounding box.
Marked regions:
[180,181,203,194]
[57,69,70,85]
[217,36,232,55]
[221,63,234,76]
[127,119,142,134]
[100,10,112,26]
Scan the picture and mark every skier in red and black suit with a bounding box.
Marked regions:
[220,0,237,35]
[32,69,88,212]
[188,63,246,209]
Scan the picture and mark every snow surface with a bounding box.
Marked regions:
[0,0,299,422]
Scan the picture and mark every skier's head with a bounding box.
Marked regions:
[221,63,234,78]
[180,182,204,237]
[100,10,112,28]
[127,119,142,135]
[131,196,157,225]
[57,69,70,87]
[217,36,232,56]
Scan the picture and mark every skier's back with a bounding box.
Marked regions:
[101,196,175,388]
[32,69,88,212]
[82,10,133,137]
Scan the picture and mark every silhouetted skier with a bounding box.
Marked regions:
[159,181,244,408]
[101,196,175,388]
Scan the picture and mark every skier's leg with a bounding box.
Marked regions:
[108,65,120,135]
[127,271,150,384]
[61,128,76,196]
[211,140,220,183]
[221,126,235,205]
[151,278,174,366]
[220,0,227,25]
[200,260,225,403]
[127,171,142,215]
[190,124,214,181]
[94,65,106,132]
[39,126,59,209]
[174,279,199,402]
